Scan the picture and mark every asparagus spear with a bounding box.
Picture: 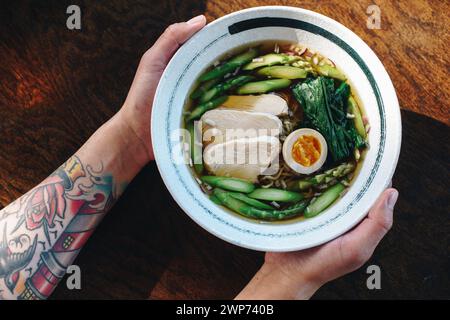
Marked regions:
[214,188,309,220]
[190,78,221,99]
[201,176,255,193]
[314,64,346,81]
[186,121,203,174]
[186,95,228,121]
[304,183,345,218]
[247,188,303,202]
[348,96,366,138]
[199,75,254,103]
[229,192,273,210]
[237,79,291,94]
[256,66,308,79]
[209,194,222,205]
[288,162,355,191]
[198,48,259,82]
[243,53,300,70]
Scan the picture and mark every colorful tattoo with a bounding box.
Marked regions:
[0,225,38,293]
[0,155,115,299]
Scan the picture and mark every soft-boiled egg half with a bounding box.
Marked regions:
[282,128,328,175]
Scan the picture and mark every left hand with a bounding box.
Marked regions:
[118,15,206,166]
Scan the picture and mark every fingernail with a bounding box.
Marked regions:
[387,190,398,210]
[187,15,205,25]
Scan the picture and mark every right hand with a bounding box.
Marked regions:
[237,188,399,299]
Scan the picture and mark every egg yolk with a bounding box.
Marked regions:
[292,135,321,167]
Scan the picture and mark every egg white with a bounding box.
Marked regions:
[282,128,328,175]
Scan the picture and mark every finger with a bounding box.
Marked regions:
[146,15,206,67]
[345,188,398,254]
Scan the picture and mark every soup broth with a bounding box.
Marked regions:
[183,41,369,222]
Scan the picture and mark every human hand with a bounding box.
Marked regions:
[118,15,206,167]
[236,188,399,300]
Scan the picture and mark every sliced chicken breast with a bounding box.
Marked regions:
[219,94,289,116]
[200,109,283,145]
[203,135,281,182]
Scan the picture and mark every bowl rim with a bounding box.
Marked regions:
[151,6,401,252]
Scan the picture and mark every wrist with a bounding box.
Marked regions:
[114,107,153,165]
[89,112,149,177]
[236,262,322,300]
[74,111,148,196]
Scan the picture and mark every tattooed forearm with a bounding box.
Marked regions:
[0,155,116,299]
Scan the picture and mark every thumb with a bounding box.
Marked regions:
[363,188,398,244]
[143,15,206,70]
[343,188,398,264]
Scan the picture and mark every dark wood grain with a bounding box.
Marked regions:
[0,0,448,299]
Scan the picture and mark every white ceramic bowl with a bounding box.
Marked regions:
[151,6,401,252]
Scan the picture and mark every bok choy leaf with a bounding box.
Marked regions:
[292,77,366,162]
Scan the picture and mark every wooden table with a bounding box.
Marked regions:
[0,0,448,299]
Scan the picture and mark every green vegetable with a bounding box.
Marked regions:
[214,189,309,220]
[201,176,255,193]
[348,96,366,139]
[347,122,367,149]
[190,78,221,99]
[293,77,365,162]
[340,89,366,150]
[247,188,303,202]
[237,79,291,94]
[288,162,355,191]
[199,75,254,103]
[256,66,308,79]
[209,194,222,205]
[229,193,273,210]
[243,53,300,70]
[186,122,203,174]
[304,183,345,218]
[186,95,228,121]
[199,48,259,82]
[315,64,346,81]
